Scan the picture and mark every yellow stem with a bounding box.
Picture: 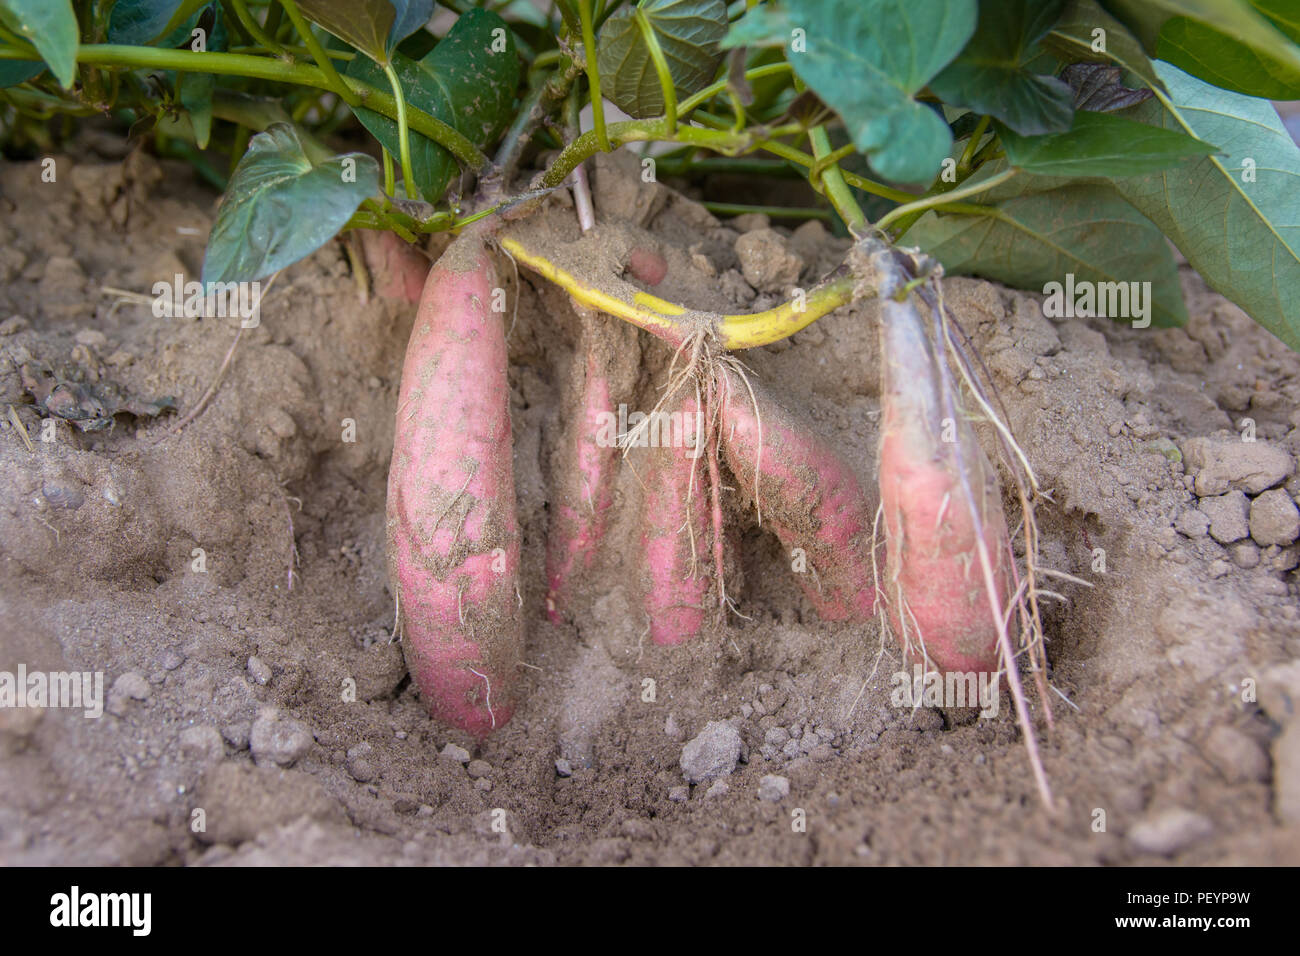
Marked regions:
[499,236,861,349]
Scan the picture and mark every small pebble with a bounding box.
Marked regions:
[474,777,492,792]
[247,656,272,685]
[555,758,573,778]
[1127,809,1214,856]
[705,780,730,799]
[757,775,790,802]
[466,759,491,779]
[440,743,471,764]
[680,721,742,784]
[668,785,689,803]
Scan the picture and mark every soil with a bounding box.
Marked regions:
[2,145,1299,866]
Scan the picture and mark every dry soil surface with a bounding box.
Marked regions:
[1,149,1299,865]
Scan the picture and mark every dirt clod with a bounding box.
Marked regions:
[681,721,742,784]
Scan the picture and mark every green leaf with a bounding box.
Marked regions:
[294,0,394,63]
[180,71,215,148]
[346,9,519,202]
[105,0,210,45]
[1154,7,1300,98]
[202,123,380,284]
[387,0,434,51]
[908,173,1187,327]
[0,59,43,88]
[1046,0,1164,92]
[1103,0,1300,76]
[998,108,1215,177]
[930,0,1074,136]
[597,0,728,119]
[1111,61,1300,350]
[0,0,77,89]
[725,0,977,184]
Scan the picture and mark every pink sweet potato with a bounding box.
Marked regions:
[719,369,877,622]
[545,316,641,623]
[877,292,1011,676]
[361,229,430,305]
[386,228,523,735]
[639,394,711,645]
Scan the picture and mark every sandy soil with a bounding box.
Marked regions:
[1,146,1298,866]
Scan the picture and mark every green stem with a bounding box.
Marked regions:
[675,62,790,117]
[635,7,677,135]
[381,60,418,197]
[229,0,283,54]
[958,114,989,174]
[383,147,395,197]
[579,0,609,152]
[809,126,866,234]
[876,167,1018,232]
[280,0,358,107]
[0,44,490,171]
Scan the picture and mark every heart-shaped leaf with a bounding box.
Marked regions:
[0,0,77,89]
[725,0,977,184]
[295,0,431,64]
[1112,61,1300,350]
[930,0,1074,136]
[597,0,728,119]
[346,8,519,202]
[908,171,1187,327]
[295,0,431,63]
[203,123,380,284]
[998,108,1215,177]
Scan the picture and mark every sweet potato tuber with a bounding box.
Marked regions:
[877,289,1011,677]
[545,315,641,623]
[386,227,523,735]
[719,368,878,621]
[360,229,430,305]
[638,393,711,645]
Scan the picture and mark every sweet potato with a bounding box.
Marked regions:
[719,369,877,621]
[545,315,641,623]
[386,227,523,735]
[877,291,1011,676]
[639,393,711,645]
[360,229,430,305]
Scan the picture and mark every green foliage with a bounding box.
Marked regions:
[597,0,728,118]
[203,123,379,284]
[1113,62,1300,350]
[294,0,432,65]
[0,0,77,88]
[346,9,519,202]
[929,0,1074,136]
[725,0,977,183]
[997,109,1215,177]
[909,171,1189,328]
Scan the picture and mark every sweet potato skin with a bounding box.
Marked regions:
[877,294,1010,676]
[639,395,710,645]
[386,230,523,735]
[719,370,877,622]
[361,229,429,305]
[545,318,641,624]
